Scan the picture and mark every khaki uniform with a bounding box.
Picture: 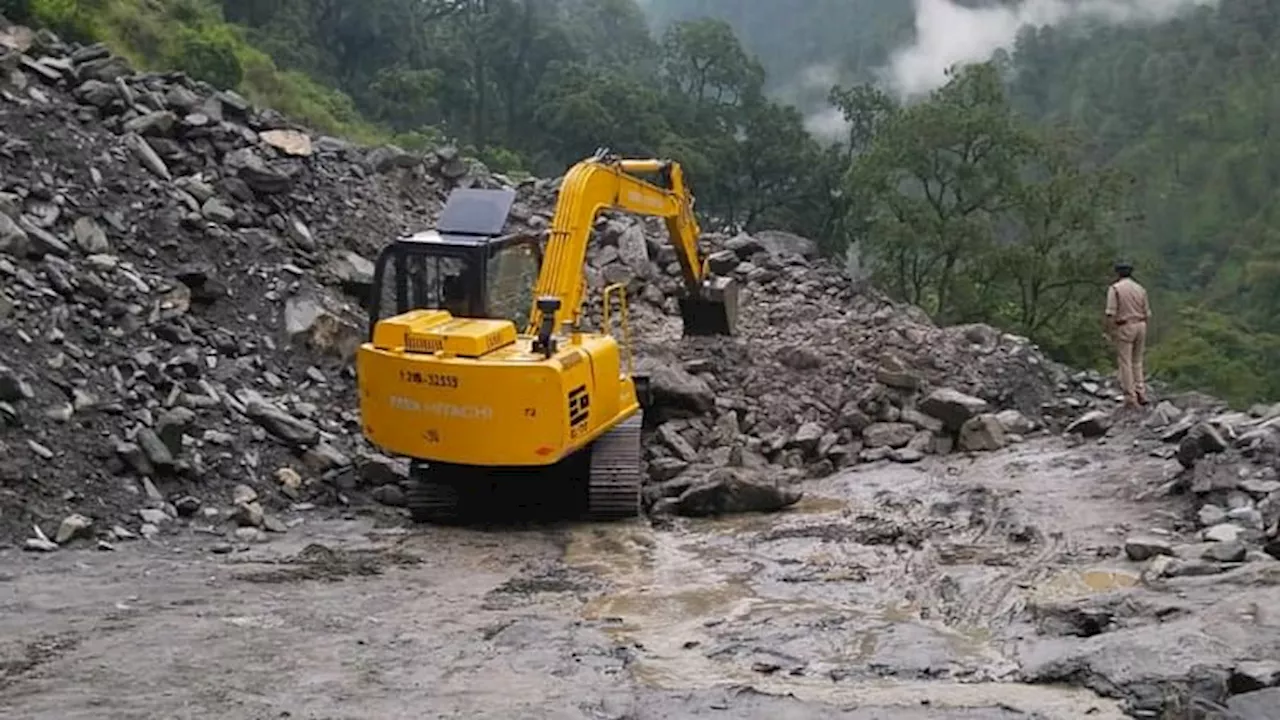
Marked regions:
[1106,277,1151,404]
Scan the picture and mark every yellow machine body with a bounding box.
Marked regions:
[358,307,640,468]
[355,148,737,521]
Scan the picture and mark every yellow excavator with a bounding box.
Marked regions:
[356,149,738,522]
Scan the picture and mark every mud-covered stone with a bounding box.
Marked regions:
[1124,536,1174,561]
[1066,410,1112,437]
[920,388,989,432]
[674,469,802,517]
[958,414,1007,452]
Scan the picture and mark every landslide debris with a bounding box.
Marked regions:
[1,21,1277,565]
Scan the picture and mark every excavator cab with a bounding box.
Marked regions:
[367,183,737,340]
[366,188,542,338]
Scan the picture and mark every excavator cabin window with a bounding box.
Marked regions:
[365,232,543,339]
[365,187,543,340]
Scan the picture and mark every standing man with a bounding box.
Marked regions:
[1105,261,1151,408]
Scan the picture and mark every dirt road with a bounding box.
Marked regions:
[3,434,1278,719]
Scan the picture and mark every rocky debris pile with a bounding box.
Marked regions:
[0,25,551,547]
[566,223,1128,514]
[1119,398,1280,575]
[0,20,1179,544]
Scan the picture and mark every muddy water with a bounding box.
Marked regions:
[5,436,1229,719]
[564,487,1130,719]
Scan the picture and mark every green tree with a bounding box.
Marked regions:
[851,63,1035,318]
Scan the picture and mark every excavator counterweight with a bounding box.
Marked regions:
[356,149,736,524]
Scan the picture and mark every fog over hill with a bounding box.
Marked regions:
[644,0,1220,137]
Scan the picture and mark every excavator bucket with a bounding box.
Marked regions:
[679,276,739,337]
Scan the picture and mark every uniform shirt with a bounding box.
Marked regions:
[1106,277,1151,325]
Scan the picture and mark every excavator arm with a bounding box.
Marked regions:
[525,149,738,338]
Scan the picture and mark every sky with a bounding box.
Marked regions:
[884,0,1219,98]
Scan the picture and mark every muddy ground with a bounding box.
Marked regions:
[3,432,1278,720]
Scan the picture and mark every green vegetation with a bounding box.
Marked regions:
[6,0,382,140]
[3,0,1277,405]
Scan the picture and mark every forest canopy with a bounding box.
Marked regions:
[4,0,1278,406]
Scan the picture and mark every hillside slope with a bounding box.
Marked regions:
[0,19,1144,545]
[2,20,1280,720]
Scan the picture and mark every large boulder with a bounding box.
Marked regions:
[920,388,990,433]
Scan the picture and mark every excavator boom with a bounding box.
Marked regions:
[526,149,738,338]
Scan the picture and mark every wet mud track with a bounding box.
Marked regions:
[2,437,1278,719]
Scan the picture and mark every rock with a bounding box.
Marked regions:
[73,79,117,107]
[958,414,1007,452]
[657,422,698,462]
[138,508,169,525]
[901,408,943,433]
[788,422,824,455]
[837,402,872,433]
[71,216,109,253]
[863,422,916,449]
[1225,688,1280,718]
[326,250,375,298]
[372,484,407,507]
[260,129,313,157]
[1198,504,1228,527]
[275,467,303,497]
[126,133,171,180]
[0,366,33,402]
[1232,661,1280,693]
[889,447,924,463]
[55,513,92,544]
[1202,541,1246,563]
[1204,524,1244,543]
[155,408,196,456]
[1147,401,1183,427]
[232,484,258,505]
[123,110,177,136]
[365,144,418,172]
[0,24,1253,561]
[919,388,989,433]
[875,355,920,390]
[776,346,822,371]
[201,197,237,224]
[303,443,351,472]
[1124,536,1174,562]
[1066,410,1112,438]
[135,428,175,473]
[1177,422,1229,468]
[224,147,294,194]
[25,536,58,552]
[646,364,714,415]
[647,457,688,482]
[244,401,319,447]
[674,469,802,517]
[233,500,265,528]
[174,496,202,517]
[0,211,29,255]
[19,218,69,257]
[283,296,363,359]
[994,409,1036,435]
[752,229,818,259]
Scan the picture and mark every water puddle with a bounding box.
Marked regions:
[1032,568,1138,602]
[693,494,852,535]
[563,514,1128,718]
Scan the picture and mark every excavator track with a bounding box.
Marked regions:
[586,413,643,520]
[407,463,462,524]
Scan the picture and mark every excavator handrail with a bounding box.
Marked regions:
[524,150,710,335]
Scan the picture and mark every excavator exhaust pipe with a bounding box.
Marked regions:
[679,276,739,337]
